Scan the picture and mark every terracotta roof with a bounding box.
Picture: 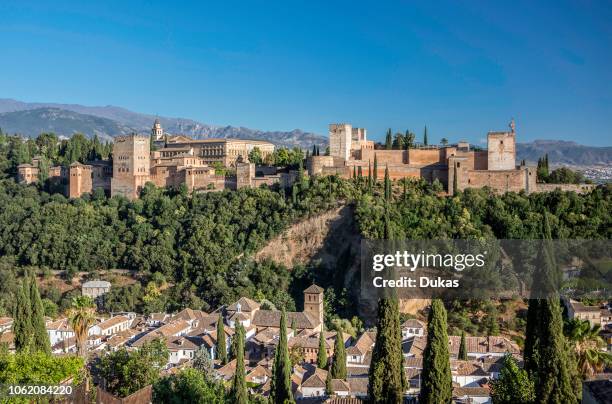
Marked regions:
[325,398,365,404]
[304,284,324,294]
[301,369,328,388]
[401,319,425,329]
[229,312,250,322]
[227,297,261,312]
[0,317,13,327]
[131,320,190,347]
[346,332,375,356]
[252,310,319,330]
[331,379,350,392]
[570,299,601,313]
[245,365,271,383]
[166,336,199,351]
[453,386,490,397]
[450,360,489,377]
[348,378,369,395]
[97,315,130,331]
[46,318,73,332]
[173,308,209,323]
[447,336,520,355]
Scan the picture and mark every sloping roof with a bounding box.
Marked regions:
[453,386,490,397]
[173,308,209,323]
[301,369,328,388]
[401,319,425,329]
[331,379,350,392]
[447,335,520,355]
[304,284,324,294]
[346,332,375,356]
[227,297,260,312]
[131,320,190,347]
[252,310,318,330]
[97,315,130,331]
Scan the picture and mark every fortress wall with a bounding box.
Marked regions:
[407,148,445,165]
[308,156,336,175]
[360,149,407,165]
[535,183,596,194]
[464,169,527,193]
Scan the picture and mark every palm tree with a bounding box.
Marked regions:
[68,296,96,357]
[564,318,612,377]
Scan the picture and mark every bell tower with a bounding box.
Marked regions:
[303,284,324,326]
[152,118,164,141]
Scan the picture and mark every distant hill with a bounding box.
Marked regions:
[0,98,328,149]
[516,140,612,166]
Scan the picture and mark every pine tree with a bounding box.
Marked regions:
[331,329,346,379]
[271,311,293,403]
[419,299,452,404]
[317,331,328,369]
[384,166,391,200]
[368,298,405,403]
[231,323,248,404]
[423,125,428,146]
[13,278,33,352]
[216,316,227,365]
[385,129,393,150]
[373,154,378,182]
[458,331,467,360]
[30,277,51,353]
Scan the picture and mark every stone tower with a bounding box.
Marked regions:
[303,284,324,326]
[152,118,164,141]
[329,123,352,161]
[111,134,151,199]
[68,162,93,198]
[487,119,516,170]
[235,155,255,189]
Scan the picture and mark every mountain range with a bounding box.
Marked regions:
[0,98,610,165]
[0,99,327,150]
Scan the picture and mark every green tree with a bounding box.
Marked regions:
[564,318,612,378]
[384,166,391,200]
[419,299,452,404]
[231,323,248,404]
[458,331,467,360]
[325,368,333,396]
[317,331,328,369]
[99,338,169,398]
[216,316,227,365]
[373,154,378,182]
[331,329,346,379]
[30,277,51,353]
[270,310,293,403]
[440,137,448,146]
[12,278,33,352]
[153,368,227,404]
[249,147,263,165]
[192,346,214,379]
[423,125,428,146]
[490,354,535,404]
[368,298,405,403]
[385,129,393,150]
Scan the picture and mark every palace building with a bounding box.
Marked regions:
[308,120,594,195]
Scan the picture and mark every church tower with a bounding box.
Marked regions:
[303,284,324,326]
[152,118,164,141]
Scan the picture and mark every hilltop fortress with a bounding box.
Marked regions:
[17,119,593,198]
[308,120,594,194]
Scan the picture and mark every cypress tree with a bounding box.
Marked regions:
[384,166,391,200]
[419,299,452,404]
[312,145,317,156]
[291,184,298,205]
[368,298,405,403]
[353,166,357,179]
[13,278,33,352]
[231,323,248,404]
[423,125,428,146]
[527,213,577,402]
[325,368,333,396]
[458,331,467,360]
[385,129,393,150]
[291,318,297,336]
[331,329,346,379]
[373,154,378,182]
[30,277,51,353]
[271,310,293,403]
[368,161,373,190]
[317,331,328,369]
[216,316,227,365]
[453,164,458,195]
[524,298,540,374]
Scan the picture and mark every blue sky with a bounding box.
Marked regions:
[1,0,611,146]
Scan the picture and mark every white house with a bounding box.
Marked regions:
[88,315,131,336]
[401,319,425,340]
[46,318,75,346]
